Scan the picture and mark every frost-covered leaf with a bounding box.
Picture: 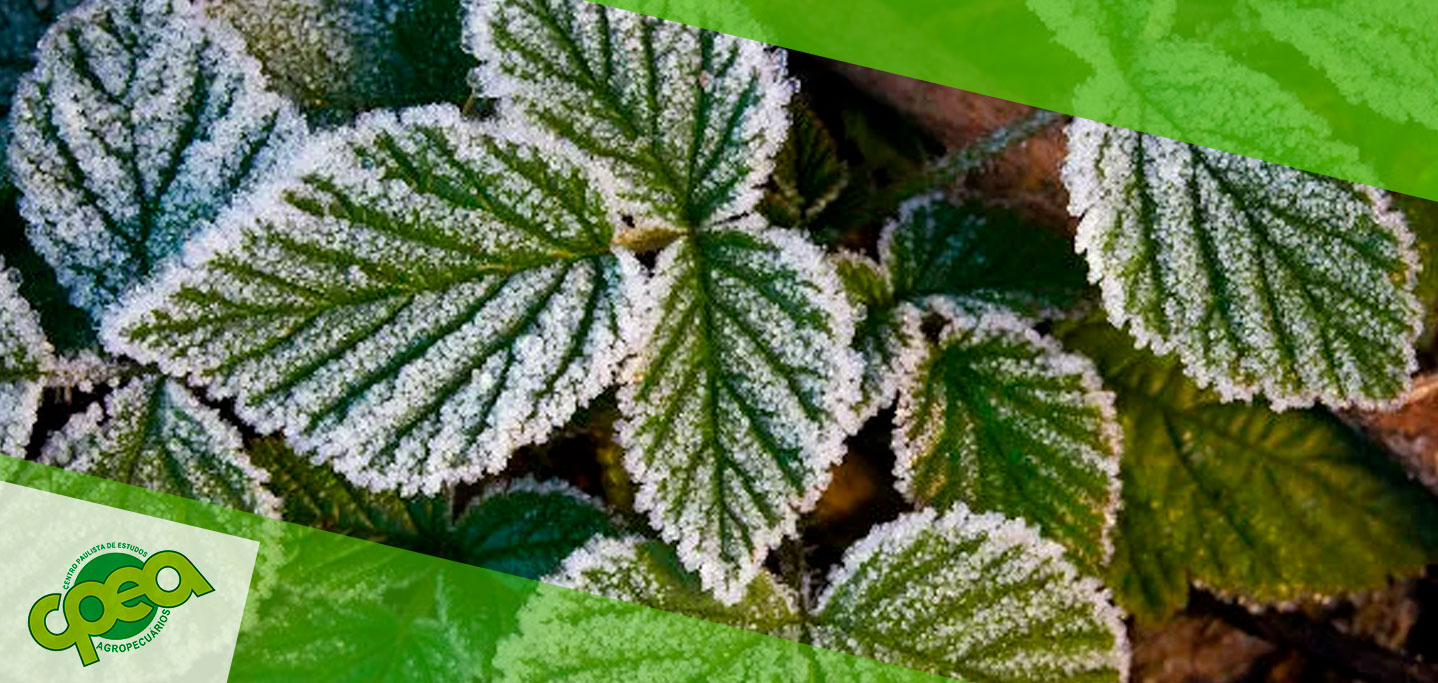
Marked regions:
[0,257,52,457]
[1025,0,1369,178]
[881,195,1089,315]
[209,0,475,122]
[813,507,1128,683]
[251,437,615,579]
[839,195,1089,419]
[108,105,634,494]
[835,252,924,421]
[1063,318,1438,622]
[892,306,1121,573]
[496,537,919,681]
[619,227,860,603]
[0,193,98,352]
[466,0,793,228]
[760,102,848,228]
[497,509,1127,682]
[1065,119,1422,410]
[39,372,279,515]
[1251,0,1438,132]
[8,0,306,321]
[1,1,81,189]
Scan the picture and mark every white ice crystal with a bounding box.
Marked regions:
[1064,118,1422,410]
[891,303,1122,572]
[464,0,794,230]
[40,371,280,516]
[0,257,53,457]
[8,0,306,321]
[812,506,1130,683]
[617,226,863,604]
[495,508,1130,682]
[107,105,636,495]
[494,536,813,682]
[838,194,1089,422]
[203,0,474,119]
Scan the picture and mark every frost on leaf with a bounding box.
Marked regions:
[834,252,923,421]
[108,106,634,495]
[242,444,612,680]
[1065,119,1422,410]
[1064,319,1438,622]
[493,537,887,682]
[496,511,1127,682]
[40,372,279,516]
[893,306,1121,573]
[1250,0,1438,132]
[466,0,793,229]
[839,195,1089,420]
[0,257,53,457]
[208,0,475,122]
[8,0,306,322]
[813,507,1128,683]
[618,227,861,604]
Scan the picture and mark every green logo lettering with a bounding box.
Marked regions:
[27,547,213,666]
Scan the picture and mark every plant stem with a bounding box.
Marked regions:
[924,108,1067,190]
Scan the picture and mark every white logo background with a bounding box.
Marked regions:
[0,483,257,682]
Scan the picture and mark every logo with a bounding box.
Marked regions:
[26,542,214,667]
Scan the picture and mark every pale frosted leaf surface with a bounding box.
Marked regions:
[244,439,613,679]
[1063,319,1438,622]
[0,256,52,457]
[207,0,474,122]
[842,195,1088,420]
[109,105,635,495]
[1065,119,1422,410]
[1025,0,1369,178]
[8,0,306,320]
[618,227,861,603]
[893,307,1121,573]
[0,1,81,188]
[466,0,793,228]
[834,252,924,422]
[494,537,921,682]
[1252,0,1438,132]
[39,372,280,516]
[813,507,1128,683]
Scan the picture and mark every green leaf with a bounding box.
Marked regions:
[39,371,280,515]
[881,195,1089,314]
[242,443,612,680]
[497,508,1128,682]
[1064,119,1422,410]
[892,306,1121,573]
[812,507,1128,683]
[467,0,794,228]
[8,0,306,321]
[209,0,475,123]
[493,537,843,682]
[249,437,616,580]
[838,195,1090,419]
[1251,0,1438,132]
[1062,318,1438,622]
[834,252,924,421]
[760,101,849,228]
[107,106,635,495]
[0,256,52,457]
[1025,0,1370,178]
[618,227,861,603]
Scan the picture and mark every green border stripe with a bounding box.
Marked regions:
[0,458,941,681]
[598,0,1438,201]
